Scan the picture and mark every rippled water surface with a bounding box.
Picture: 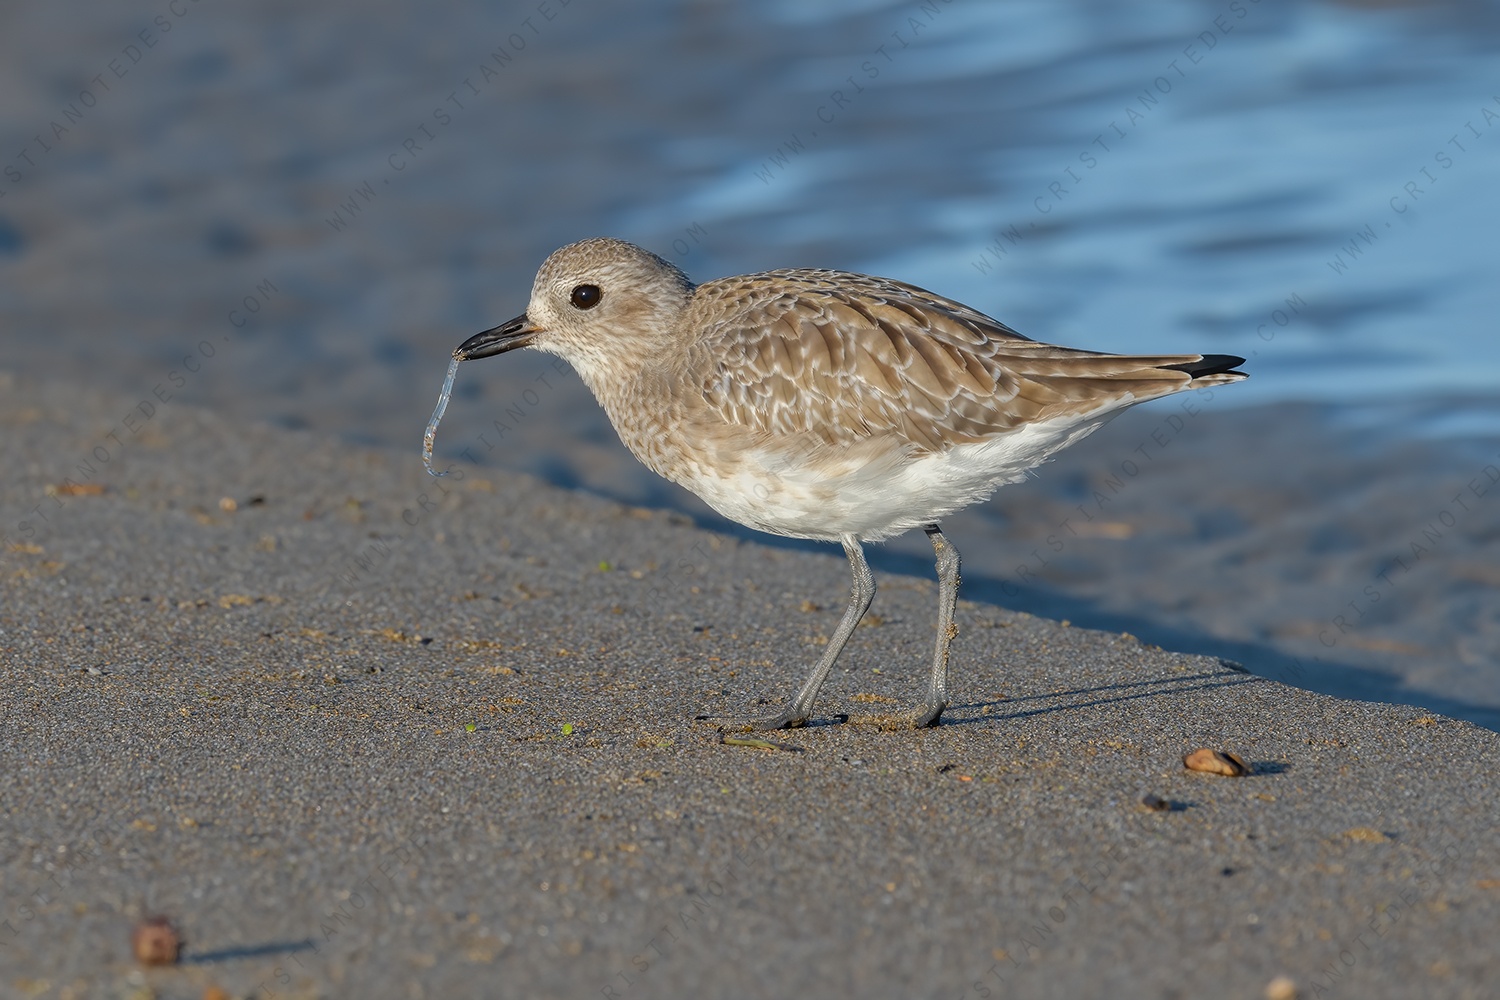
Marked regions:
[5,1,1499,421]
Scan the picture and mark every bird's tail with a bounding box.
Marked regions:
[1153,353,1248,387]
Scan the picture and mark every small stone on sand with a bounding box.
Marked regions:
[1184,748,1249,777]
[131,915,182,966]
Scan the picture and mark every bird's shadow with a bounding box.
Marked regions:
[719,528,1498,733]
[944,667,1261,725]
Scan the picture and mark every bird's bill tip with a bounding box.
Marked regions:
[454,313,539,360]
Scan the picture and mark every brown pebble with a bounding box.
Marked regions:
[1183,748,1250,777]
[218,496,238,512]
[1342,826,1389,843]
[1141,794,1171,812]
[132,915,183,966]
[1264,974,1299,1000]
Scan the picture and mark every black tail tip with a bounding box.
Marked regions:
[1158,354,1247,378]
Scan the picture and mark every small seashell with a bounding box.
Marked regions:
[1183,748,1249,777]
[132,915,183,965]
[1264,975,1298,1000]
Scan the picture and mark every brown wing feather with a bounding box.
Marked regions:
[686,269,1238,453]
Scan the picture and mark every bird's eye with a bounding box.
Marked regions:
[569,284,602,310]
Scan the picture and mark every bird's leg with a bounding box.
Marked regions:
[750,536,874,730]
[912,524,960,727]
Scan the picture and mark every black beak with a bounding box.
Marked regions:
[454,313,540,360]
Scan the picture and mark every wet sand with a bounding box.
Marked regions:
[2,375,1496,999]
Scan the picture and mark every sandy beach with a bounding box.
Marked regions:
[3,376,1496,999]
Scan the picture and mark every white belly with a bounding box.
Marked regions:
[678,410,1118,543]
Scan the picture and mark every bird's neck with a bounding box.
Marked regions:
[575,351,688,483]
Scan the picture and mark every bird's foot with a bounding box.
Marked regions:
[736,703,811,731]
[911,700,947,728]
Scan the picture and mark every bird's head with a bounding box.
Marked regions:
[455,237,695,387]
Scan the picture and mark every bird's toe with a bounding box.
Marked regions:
[911,700,947,728]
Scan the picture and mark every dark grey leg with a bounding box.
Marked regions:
[912,524,960,727]
[752,535,874,730]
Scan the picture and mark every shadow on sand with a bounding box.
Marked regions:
[654,510,1500,734]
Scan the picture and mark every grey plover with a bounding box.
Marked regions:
[449,237,1245,729]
